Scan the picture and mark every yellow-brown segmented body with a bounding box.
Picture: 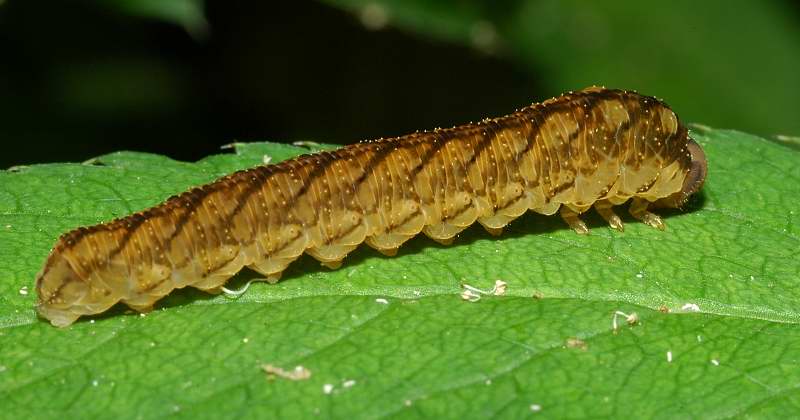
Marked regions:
[35,87,707,327]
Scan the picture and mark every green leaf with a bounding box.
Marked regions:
[1,128,799,418]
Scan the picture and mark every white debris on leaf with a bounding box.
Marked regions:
[566,337,588,350]
[222,279,257,298]
[530,404,542,412]
[667,351,673,363]
[681,303,701,312]
[612,311,639,331]
[342,379,356,388]
[262,155,272,165]
[461,289,481,302]
[375,298,389,304]
[261,364,312,381]
[461,280,508,302]
[711,359,720,366]
[323,383,335,394]
[18,286,28,296]
[493,280,507,296]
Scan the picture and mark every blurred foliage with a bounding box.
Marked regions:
[1,0,798,169]
[323,0,800,137]
[98,0,207,37]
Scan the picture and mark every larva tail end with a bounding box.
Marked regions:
[35,247,110,327]
[653,138,707,209]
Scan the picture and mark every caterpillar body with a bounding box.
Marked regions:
[35,87,707,327]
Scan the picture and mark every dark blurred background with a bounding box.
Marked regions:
[1,0,799,169]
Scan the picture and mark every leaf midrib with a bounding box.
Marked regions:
[3,292,798,331]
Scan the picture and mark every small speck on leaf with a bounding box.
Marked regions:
[493,280,507,296]
[261,364,312,381]
[612,311,638,331]
[461,289,481,302]
[461,280,507,302]
[566,337,588,350]
[681,303,701,312]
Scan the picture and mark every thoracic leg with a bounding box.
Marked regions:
[594,200,624,232]
[629,198,665,230]
[559,206,589,235]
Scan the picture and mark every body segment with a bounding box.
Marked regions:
[36,87,707,326]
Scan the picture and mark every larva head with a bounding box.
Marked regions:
[35,241,95,327]
[654,138,708,209]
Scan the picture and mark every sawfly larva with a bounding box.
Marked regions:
[35,87,707,327]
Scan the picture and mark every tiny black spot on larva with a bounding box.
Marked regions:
[34,87,707,327]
